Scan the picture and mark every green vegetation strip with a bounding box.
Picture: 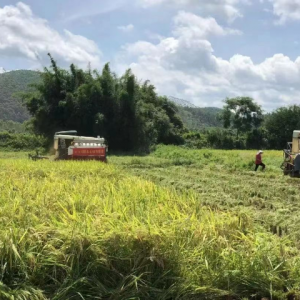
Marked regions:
[1,149,300,299]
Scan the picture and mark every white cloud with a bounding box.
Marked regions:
[118,24,135,33]
[116,11,300,111]
[0,2,102,68]
[145,30,166,41]
[173,11,242,39]
[137,0,251,22]
[268,0,300,24]
[0,67,6,73]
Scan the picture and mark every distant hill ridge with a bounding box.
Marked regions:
[0,70,41,122]
[167,96,222,129]
[167,96,198,108]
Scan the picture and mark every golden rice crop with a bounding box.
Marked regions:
[0,148,300,299]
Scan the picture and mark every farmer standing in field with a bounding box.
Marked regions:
[255,150,265,171]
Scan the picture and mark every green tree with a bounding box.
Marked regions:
[220,97,263,137]
[22,56,185,152]
[246,128,268,150]
[265,105,300,149]
[119,70,138,151]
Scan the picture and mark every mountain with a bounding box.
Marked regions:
[166,96,222,129]
[176,106,222,129]
[0,70,40,122]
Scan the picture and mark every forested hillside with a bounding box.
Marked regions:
[0,70,40,122]
[177,106,222,129]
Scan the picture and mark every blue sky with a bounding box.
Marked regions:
[1,0,300,110]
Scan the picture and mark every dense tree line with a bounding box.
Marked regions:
[0,131,45,150]
[264,106,300,149]
[184,128,268,150]
[185,97,300,150]
[0,120,26,133]
[1,58,298,152]
[21,55,184,152]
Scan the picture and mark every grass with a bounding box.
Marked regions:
[1,146,300,299]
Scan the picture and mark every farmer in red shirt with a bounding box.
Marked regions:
[255,150,265,171]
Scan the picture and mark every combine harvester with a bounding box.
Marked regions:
[30,131,108,162]
[54,131,107,162]
[282,130,300,177]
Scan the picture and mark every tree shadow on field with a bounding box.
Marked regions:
[1,231,292,300]
[1,233,182,299]
[44,235,183,300]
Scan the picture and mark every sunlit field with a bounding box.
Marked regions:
[1,146,300,299]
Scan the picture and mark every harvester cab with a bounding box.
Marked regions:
[282,130,300,177]
[54,131,107,162]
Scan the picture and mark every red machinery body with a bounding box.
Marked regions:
[70,147,106,161]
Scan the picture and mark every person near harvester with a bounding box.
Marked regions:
[255,150,265,171]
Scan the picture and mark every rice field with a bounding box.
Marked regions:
[1,146,300,299]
